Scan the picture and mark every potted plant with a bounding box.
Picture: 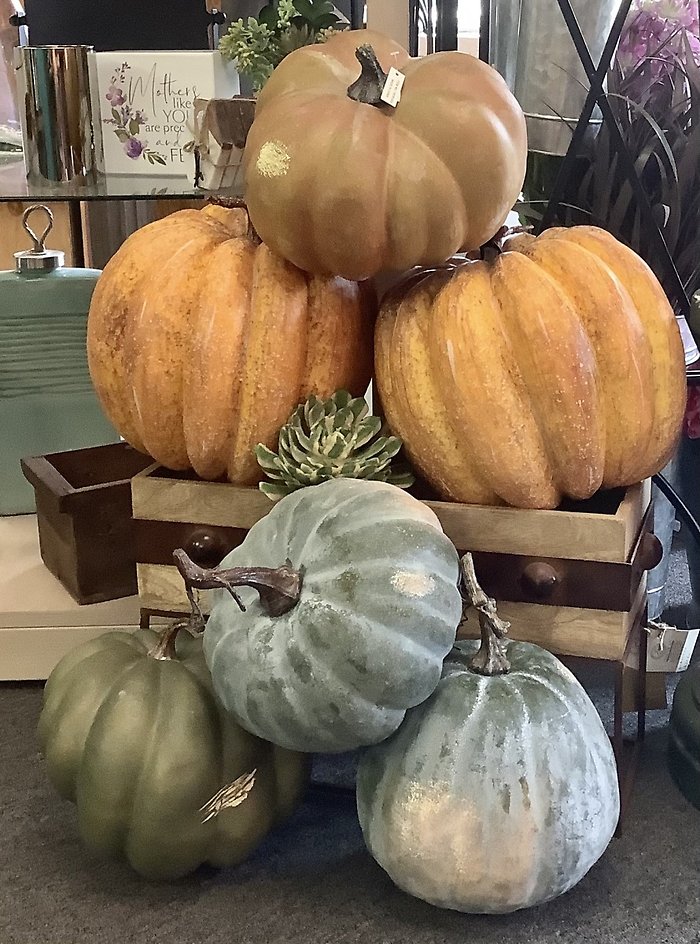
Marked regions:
[220,0,346,92]
[194,0,347,189]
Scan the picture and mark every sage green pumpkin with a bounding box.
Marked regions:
[356,640,620,913]
[37,628,309,880]
[203,478,463,753]
[668,666,700,809]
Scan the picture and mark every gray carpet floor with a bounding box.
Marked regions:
[1,541,699,944]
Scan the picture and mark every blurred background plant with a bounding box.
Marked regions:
[219,0,347,91]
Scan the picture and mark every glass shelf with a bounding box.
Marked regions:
[0,156,242,202]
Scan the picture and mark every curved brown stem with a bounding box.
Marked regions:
[206,196,260,242]
[148,616,202,661]
[347,44,390,106]
[173,549,303,618]
[480,224,534,264]
[460,554,511,676]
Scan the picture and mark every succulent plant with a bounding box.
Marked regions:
[255,390,415,500]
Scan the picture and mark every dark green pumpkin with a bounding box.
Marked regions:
[37,627,309,880]
[669,666,700,809]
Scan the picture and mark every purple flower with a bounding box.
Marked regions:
[106,84,125,107]
[619,0,700,74]
[124,137,145,159]
[616,0,700,107]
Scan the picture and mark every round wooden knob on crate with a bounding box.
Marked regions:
[638,532,663,571]
[183,528,231,569]
[521,562,559,599]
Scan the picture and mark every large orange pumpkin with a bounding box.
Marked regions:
[375,226,686,509]
[87,205,374,483]
[243,29,527,281]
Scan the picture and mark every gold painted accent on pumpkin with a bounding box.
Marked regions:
[391,570,435,598]
[243,29,527,280]
[256,140,291,178]
[200,769,257,823]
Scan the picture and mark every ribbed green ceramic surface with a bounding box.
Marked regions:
[0,267,118,514]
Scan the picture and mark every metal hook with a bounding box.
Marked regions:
[22,204,54,254]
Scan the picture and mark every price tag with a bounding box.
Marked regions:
[381,68,406,108]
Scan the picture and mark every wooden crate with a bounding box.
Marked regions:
[21,443,154,605]
[132,466,657,662]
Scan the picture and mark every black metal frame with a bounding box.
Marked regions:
[478,0,691,319]
[409,0,459,55]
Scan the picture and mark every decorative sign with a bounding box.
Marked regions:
[90,51,239,177]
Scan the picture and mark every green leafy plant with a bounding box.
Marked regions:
[255,390,415,500]
[219,0,346,91]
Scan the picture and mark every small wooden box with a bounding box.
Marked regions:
[132,466,654,662]
[21,443,154,605]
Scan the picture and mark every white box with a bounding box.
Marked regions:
[90,51,239,177]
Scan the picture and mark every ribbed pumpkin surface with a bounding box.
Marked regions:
[87,205,374,482]
[357,640,619,913]
[375,226,686,508]
[38,629,309,880]
[244,29,527,280]
[204,479,462,753]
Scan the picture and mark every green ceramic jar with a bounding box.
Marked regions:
[0,205,118,514]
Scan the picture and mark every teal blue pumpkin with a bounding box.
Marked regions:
[203,478,462,753]
[357,633,620,913]
[669,666,700,809]
[38,625,309,880]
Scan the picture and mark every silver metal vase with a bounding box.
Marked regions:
[487,0,621,155]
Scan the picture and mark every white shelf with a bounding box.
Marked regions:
[0,515,144,680]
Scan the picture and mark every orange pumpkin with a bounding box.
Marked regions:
[87,205,374,483]
[375,226,686,509]
[243,29,527,281]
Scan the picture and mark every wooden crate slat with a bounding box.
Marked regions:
[131,475,272,529]
[425,499,629,562]
[457,574,647,662]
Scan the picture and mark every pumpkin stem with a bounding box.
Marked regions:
[206,196,261,243]
[173,549,303,618]
[347,44,390,106]
[148,616,203,661]
[480,224,533,264]
[459,553,511,676]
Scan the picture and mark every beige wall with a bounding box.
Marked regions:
[366,0,410,47]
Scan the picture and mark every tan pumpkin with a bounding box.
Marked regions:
[243,30,527,281]
[87,205,375,482]
[375,226,686,509]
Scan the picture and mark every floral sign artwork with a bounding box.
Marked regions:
[93,51,239,177]
[102,62,167,166]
